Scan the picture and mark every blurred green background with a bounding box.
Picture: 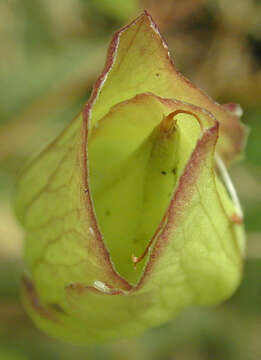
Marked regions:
[0,0,261,359]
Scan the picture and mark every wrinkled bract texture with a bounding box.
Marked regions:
[15,11,246,344]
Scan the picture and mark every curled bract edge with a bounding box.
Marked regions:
[15,11,246,344]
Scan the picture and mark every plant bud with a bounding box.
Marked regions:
[15,11,246,344]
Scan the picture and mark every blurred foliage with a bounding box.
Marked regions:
[0,0,261,359]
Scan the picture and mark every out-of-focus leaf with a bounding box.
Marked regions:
[245,107,261,167]
[93,0,140,21]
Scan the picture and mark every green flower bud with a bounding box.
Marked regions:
[15,11,246,344]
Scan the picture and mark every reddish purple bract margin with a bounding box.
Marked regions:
[81,11,223,293]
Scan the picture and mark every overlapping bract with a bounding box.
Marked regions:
[15,12,246,344]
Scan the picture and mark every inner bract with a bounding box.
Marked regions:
[88,95,201,284]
